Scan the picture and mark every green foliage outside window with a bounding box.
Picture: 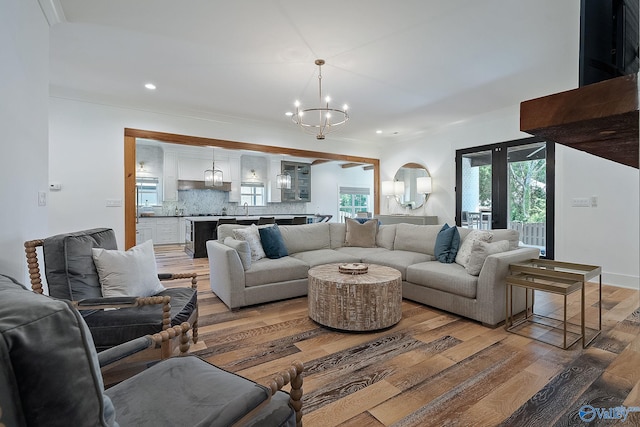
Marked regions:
[478,160,546,223]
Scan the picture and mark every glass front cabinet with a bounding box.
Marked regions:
[281,161,311,202]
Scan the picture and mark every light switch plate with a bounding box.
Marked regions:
[571,197,590,207]
[106,199,122,207]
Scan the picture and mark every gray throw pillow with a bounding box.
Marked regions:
[455,230,493,268]
[344,218,378,248]
[465,240,510,276]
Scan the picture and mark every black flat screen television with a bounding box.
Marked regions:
[579,0,639,86]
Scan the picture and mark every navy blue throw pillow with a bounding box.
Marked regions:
[434,223,460,263]
[258,224,289,259]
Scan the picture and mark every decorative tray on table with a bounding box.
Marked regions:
[338,263,369,275]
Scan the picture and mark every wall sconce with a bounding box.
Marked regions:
[393,181,405,197]
[417,176,432,195]
[381,181,395,197]
[417,176,432,205]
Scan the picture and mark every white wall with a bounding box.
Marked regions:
[0,1,49,282]
[48,98,381,245]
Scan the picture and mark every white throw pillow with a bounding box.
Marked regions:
[465,240,510,276]
[91,239,165,297]
[455,230,493,268]
[232,224,266,261]
[224,237,252,270]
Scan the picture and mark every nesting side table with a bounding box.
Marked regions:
[505,259,601,349]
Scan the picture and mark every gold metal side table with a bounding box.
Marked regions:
[505,259,601,349]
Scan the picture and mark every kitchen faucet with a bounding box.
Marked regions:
[243,202,248,216]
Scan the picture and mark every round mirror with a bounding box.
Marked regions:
[393,163,431,210]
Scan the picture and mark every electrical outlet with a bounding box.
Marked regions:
[571,197,590,207]
[38,191,47,206]
[590,195,598,207]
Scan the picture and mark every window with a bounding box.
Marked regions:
[136,177,159,206]
[240,183,265,206]
[456,137,555,258]
[339,186,370,221]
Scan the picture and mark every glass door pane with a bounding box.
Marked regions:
[507,142,547,256]
[460,149,492,229]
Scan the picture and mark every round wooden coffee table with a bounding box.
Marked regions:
[307,263,402,331]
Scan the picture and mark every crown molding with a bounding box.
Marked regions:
[38,0,66,27]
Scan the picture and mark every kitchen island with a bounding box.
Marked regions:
[184,215,314,258]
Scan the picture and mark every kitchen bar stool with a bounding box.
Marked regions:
[291,216,307,225]
[215,218,237,238]
[257,217,275,225]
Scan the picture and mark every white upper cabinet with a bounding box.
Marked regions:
[178,156,214,181]
[163,152,178,201]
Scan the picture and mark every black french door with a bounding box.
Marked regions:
[455,137,555,259]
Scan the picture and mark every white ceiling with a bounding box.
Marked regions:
[45,0,579,146]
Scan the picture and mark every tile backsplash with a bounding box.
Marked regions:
[159,189,310,216]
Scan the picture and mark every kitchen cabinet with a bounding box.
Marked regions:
[163,152,178,201]
[136,218,156,245]
[228,155,241,202]
[136,217,183,245]
[155,217,180,244]
[281,161,311,202]
[178,156,212,181]
[268,158,282,202]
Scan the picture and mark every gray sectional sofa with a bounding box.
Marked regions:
[206,222,539,327]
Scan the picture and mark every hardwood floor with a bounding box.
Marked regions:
[154,245,640,426]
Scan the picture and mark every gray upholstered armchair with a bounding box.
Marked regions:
[24,228,198,360]
[0,274,304,427]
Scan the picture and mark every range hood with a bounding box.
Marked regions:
[520,73,639,168]
[178,180,231,191]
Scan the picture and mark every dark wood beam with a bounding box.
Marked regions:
[341,163,363,169]
[520,73,639,168]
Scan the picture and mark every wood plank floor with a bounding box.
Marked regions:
[154,245,640,426]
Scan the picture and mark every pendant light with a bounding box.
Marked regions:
[204,148,223,187]
[276,156,291,189]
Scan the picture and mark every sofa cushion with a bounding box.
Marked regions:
[345,218,378,247]
[406,262,478,299]
[434,224,461,263]
[393,223,441,255]
[233,225,266,262]
[329,223,347,249]
[376,224,397,250]
[91,240,165,298]
[244,257,309,287]
[223,237,252,270]
[258,224,289,259]
[290,249,360,268]
[363,250,433,280]
[278,223,330,254]
[84,287,198,351]
[335,247,390,260]
[455,230,493,268]
[466,240,510,276]
[43,228,118,301]
[105,355,281,427]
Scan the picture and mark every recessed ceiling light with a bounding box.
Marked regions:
[376,130,382,134]
[144,83,156,90]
